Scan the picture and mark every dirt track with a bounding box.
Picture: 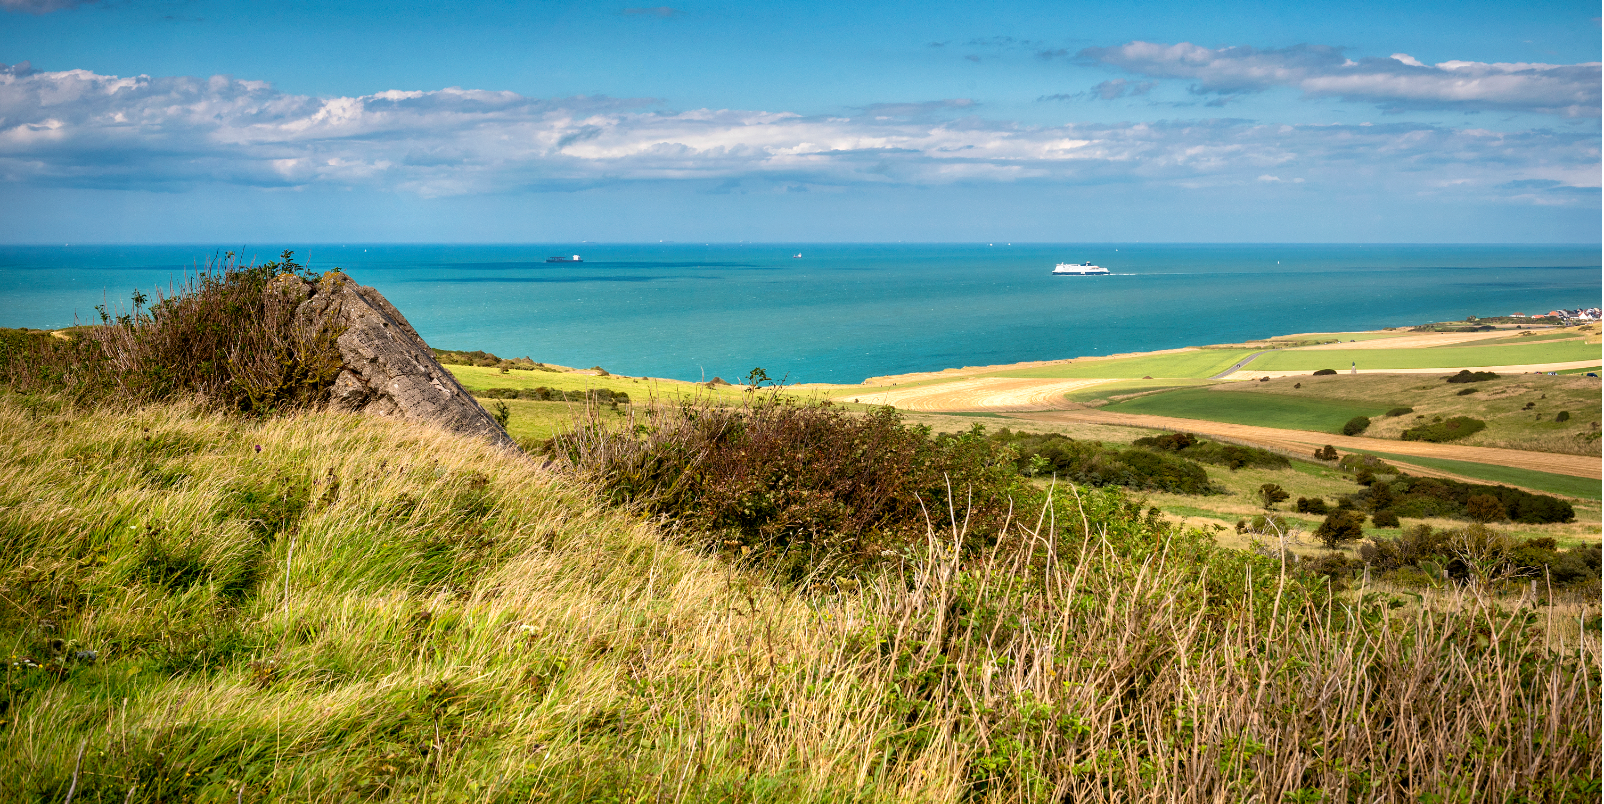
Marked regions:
[1014,409,1602,480]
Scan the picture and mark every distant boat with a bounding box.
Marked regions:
[546,254,583,263]
[1052,262,1110,276]
[792,253,802,258]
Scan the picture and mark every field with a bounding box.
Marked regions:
[1221,373,1602,456]
[1100,387,1387,433]
[988,348,1258,379]
[1247,339,1601,372]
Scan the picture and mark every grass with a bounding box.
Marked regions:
[1363,451,1603,501]
[2,394,1598,802]
[989,348,1259,379]
[1248,339,1602,371]
[1558,366,1601,375]
[1100,387,1388,433]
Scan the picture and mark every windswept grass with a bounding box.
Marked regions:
[1,393,1597,802]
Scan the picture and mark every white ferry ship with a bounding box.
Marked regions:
[1052,262,1110,276]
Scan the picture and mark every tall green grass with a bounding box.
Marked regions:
[2,394,1597,802]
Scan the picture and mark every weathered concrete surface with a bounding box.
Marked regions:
[278,272,516,448]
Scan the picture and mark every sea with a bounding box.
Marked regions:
[0,244,1598,384]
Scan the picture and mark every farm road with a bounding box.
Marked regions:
[1013,409,1602,480]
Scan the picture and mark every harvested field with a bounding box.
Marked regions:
[845,377,1110,411]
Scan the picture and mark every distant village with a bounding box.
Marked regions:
[1509,307,1602,323]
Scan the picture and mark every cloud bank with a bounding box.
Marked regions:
[0,64,1596,202]
[1078,41,1602,116]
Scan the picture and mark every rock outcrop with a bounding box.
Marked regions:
[272,272,516,448]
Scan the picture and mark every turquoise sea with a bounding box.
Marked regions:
[0,244,1598,383]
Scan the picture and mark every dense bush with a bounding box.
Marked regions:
[1371,509,1400,528]
[1341,415,1371,436]
[995,430,1214,494]
[0,252,342,413]
[549,399,1030,579]
[1370,475,1574,524]
[1384,406,1414,417]
[432,348,550,371]
[1312,368,1338,376]
[1315,509,1367,550]
[1361,525,1601,592]
[1312,444,1338,461]
[1295,496,1329,514]
[1401,416,1486,442]
[1445,369,1498,383]
[1133,432,1290,469]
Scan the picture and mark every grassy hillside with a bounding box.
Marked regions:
[3,394,1598,802]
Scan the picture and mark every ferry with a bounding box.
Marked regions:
[1052,262,1109,276]
[545,254,583,263]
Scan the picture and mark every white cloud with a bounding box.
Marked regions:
[1079,41,1601,116]
[0,65,1596,204]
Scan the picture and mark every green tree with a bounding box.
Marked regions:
[1259,483,1290,510]
[1315,510,1366,550]
[1465,494,1507,523]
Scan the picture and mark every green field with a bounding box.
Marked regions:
[1363,451,1602,501]
[1558,365,1601,375]
[991,349,1258,379]
[1102,388,1387,433]
[1248,340,1602,372]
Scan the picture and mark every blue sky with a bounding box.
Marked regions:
[1,0,1599,242]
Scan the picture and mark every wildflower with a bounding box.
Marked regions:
[254,444,262,453]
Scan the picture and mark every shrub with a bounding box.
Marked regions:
[1295,496,1329,515]
[1341,416,1371,436]
[1371,509,1400,528]
[550,398,1028,579]
[2,252,343,412]
[995,430,1215,494]
[1384,406,1414,417]
[1401,416,1486,443]
[1312,368,1338,376]
[1456,388,1478,396]
[1445,369,1497,383]
[1556,410,1571,422]
[1313,445,1338,461]
[1315,510,1366,550]
[1259,483,1289,510]
[1465,494,1507,523]
[1133,432,1289,469]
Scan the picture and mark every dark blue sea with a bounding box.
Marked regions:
[0,244,1598,383]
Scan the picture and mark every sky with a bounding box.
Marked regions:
[1,0,1600,243]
